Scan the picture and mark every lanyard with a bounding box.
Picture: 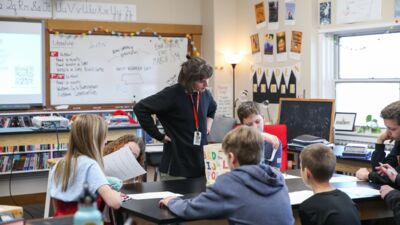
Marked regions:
[189,92,201,131]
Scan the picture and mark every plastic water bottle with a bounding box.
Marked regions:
[73,183,102,225]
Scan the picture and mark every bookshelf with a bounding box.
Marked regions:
[0,110,141,197]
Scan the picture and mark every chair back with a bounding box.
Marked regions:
[207,116,237,143]
[264,124,288,171]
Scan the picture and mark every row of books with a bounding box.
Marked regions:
[0,151,66,173]
[0,143,68,153]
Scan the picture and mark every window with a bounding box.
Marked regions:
[335,31,400,127]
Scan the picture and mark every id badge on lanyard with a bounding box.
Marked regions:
[190,92,202,146]
[193,131,202,146]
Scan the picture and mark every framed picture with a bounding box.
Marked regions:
[334,112,356,131]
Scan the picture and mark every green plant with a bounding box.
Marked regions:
[357,115,381,134]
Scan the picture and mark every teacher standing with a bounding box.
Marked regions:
[134,56,217,180]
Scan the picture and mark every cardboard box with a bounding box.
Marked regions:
[0,205,23,219]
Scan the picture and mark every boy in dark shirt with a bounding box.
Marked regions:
[298,143,361,225]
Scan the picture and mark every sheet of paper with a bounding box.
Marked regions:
[145,145,163,153]
[104,146,146,181]
[289,190,314,205]
[128,191,182,200]
[282,173,300,179]
[329,176,358,183]
[339,187,380,198]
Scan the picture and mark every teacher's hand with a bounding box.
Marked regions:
[163,135,171,143]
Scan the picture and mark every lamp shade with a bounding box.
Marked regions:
[224,53,243,65]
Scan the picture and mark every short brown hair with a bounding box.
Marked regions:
[237,101,261,124]
[178,56,213,92]
[222,126,264,165]
[381,100,400,126]
[300,143,336,182]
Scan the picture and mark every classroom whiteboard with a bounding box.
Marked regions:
[49,34,188,105]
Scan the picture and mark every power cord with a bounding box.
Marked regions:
[8,150,34,219]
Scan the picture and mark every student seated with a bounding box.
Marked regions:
[299,143,361,225]
[49,114,123,216]
[103,134,146,183]
[376,163,400,225]
[237,101,282,169]
[159,126,294,225]
[356,100,400,185]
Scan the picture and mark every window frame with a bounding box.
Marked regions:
[333,29,400,128]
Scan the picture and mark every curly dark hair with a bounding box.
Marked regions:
[103,134,145,182]
[178,56,213,92]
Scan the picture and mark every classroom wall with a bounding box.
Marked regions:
[220,0,398,123]
[84,0,202,25]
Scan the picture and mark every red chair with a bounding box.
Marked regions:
[264,124,288,171]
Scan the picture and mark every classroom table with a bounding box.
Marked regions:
[288,145,372,174]
[119,170,393,225]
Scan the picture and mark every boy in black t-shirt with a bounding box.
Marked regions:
[298,143,361,225]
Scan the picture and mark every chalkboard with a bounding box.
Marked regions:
[49,34,188,106]
[278,98,335,143]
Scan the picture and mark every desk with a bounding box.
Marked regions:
[289,145,371,174]
[119,170,393,225]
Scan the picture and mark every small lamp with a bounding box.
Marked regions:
[224,53,243,118]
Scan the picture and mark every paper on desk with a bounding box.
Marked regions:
[329,176,358,183]
[145,145,163,153]
[339,187,380,198]
[282,173,300,179]
[103,146,146,181]
[128,191,183,200]
[289,190,314,205]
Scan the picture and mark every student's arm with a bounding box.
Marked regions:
[87,162,122,209]
[382,187,400,224]
[165,176,234,219]
[262,132,280,149]
[97,185,122,209]
[134,88,174,142]
[372,132,399,170]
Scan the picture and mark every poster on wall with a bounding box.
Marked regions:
[252,63,300,104]
[396,0,400,18]
[263,33,275,63]
[285,0,296,25]
[250,33,262,63]
[268,0,279,30]
[319,2,331,25]
[215,84,233,118]
[336,0,382,24]
[290,31,303,60]
[254,2,267,29]
[276,31,288,62]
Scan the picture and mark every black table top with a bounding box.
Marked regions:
[119,170,381,224]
